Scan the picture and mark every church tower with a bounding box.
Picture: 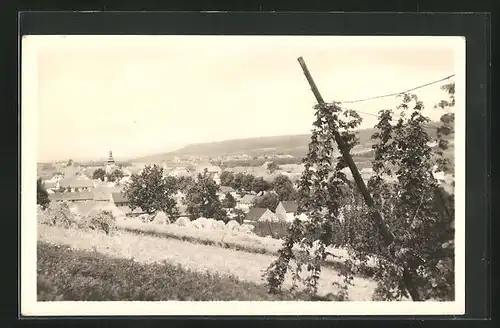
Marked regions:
[105,150,116,174]
[107,150,115,165]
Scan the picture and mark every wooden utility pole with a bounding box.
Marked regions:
[297,56,421,301]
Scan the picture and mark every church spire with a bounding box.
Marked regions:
[107,150,115,165]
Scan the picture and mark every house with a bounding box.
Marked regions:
[58,175,95,192]
[111,192,129,207]
[236,194,256,213]
[275,201,298,222]
[246,207,280,222]
[42,179,59,192]
[92,187,113,202]
[49,191,94,203]
[220,186,236,194]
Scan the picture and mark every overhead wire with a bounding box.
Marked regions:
[328,74,456,130]
[336,74,455,104]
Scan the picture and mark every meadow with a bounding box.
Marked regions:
[36,205,381,302]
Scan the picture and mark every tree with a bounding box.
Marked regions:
[222,192,237,209]
[107,169,124,182]
[267,161,280,173]
[272,175,297,201]
[123,165,178,216]
[185,169,226,221]
[254,192,280,212]
[220,171,234,186]
[251,177,272,193]
[67,159,73,166]
[37,178,50,209]
[232,172,246,191]
[176,176,195,192]
[233,208,246,224]
[92,168,106,181]
[264,85,456,301]
[241,174,256,192]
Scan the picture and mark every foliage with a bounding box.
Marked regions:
[222,192,237,209]
[123,165,179,216]
[107,169,124,182]
[252,177,272,193]
[264,83,455,301]
[185,169,226,221]
[37,242,319,301]
[267,161,280,173]
[220,171,234,186]
[232,208,246,224]
[221,171,271,193]
[254,192,280,212]
[272,175,297,201]
[92,168,106,181]
[83,210,117,235]
[40,202,78,228]
[37,178,50,209]
[175,176,196,192]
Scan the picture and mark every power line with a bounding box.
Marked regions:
[336,74,455,104]
[336,106,436,130]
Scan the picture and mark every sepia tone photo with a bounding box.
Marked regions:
[22,35,465,316]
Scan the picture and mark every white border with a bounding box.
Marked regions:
[21,35,466,316]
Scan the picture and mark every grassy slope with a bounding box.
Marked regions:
[38,242,321,301]
[38,225,378,300]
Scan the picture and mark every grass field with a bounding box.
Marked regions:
[38,242,317,301]
[38,224,378,301]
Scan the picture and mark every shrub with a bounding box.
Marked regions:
[83,210,117,235]
[41,202,77,228]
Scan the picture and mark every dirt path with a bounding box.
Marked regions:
[38,225,377,301]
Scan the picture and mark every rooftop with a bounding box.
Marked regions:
[279,200,298,213]
[246,207,269,221]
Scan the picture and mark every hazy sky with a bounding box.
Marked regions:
[29,35,461,162]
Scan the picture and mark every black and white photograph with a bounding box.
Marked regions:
[21,34,465,316]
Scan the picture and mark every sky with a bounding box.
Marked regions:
[28,35,462,162]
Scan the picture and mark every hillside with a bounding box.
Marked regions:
[131,123,447,164]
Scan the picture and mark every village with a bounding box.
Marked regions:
[36,150,315,226]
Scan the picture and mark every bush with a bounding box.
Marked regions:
[83,210,117,235]
[41,202,77,228]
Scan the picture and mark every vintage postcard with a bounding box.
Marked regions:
[21,35,465,316]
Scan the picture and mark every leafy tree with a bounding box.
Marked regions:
[67,159,73,166]
[176,176,195,192]
[222,192,237,209]
[185,169,226,221]
[107,169,124,182]
[272,175,297,201]
[220,171,235,186]
[267,161,280,173]
[254,192,280,212]
[92,168,106,181]
[123,165,178,216]
[37,178,50,209]
[232,208,246,224]
[241,174,256,192]
[252,177,272,193]
[232,173,246,191]
[264,83,455,302]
